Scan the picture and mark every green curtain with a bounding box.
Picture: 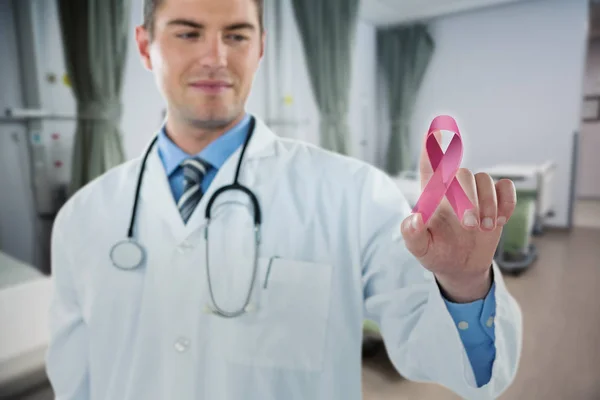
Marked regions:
[57,0,130,195]
[377,24,434,175]
[290,0,360,155]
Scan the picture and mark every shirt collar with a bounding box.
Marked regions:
[157,113,252,177]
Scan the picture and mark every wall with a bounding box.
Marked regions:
[578,38,600,200]
[0,0,81,266]
[388,0,589,228]
[0,1,36,264]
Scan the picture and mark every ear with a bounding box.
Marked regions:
[135,25,153,71]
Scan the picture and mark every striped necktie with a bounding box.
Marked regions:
[178,157,211,224]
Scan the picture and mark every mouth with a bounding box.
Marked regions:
[189,80,233,95]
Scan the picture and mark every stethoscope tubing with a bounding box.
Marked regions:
[115,116,262,318]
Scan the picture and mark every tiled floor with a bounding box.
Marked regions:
[574,199,600,229]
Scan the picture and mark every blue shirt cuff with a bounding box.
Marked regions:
[443,281,497,387]
[444,281,496,344]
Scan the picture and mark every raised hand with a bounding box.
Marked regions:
[400,116,517,302]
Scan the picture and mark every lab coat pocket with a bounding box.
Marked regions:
[225,257,333,372]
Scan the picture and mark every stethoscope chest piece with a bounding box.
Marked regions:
[110,239,146,270]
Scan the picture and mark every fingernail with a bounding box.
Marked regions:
[411,214,420,230]
[497,216,507,226]
[482,217,494,229]
[463,211,478,227]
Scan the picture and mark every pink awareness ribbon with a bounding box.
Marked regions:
[412,115,474,224]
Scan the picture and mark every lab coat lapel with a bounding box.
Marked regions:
[140,144,188,241]
[243,117,279,159]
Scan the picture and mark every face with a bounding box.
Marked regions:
[136,0,265,129]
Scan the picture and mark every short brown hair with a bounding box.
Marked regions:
[143,0,264,37]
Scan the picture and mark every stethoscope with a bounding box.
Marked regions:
[110,116,262,318]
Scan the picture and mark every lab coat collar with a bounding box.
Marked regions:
[139,114,278,242]
[244,115,277,160]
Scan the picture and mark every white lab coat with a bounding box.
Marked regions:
[46,116,522,400]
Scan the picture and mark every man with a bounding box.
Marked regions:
[46,0,522,399]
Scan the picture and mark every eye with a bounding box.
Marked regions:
[226,34,248,42]
[177,31,200,40]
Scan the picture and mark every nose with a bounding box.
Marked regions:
[200,34,227,69]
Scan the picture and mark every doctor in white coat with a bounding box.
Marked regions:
[46,0,523,399]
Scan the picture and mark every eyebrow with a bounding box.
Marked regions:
[166,19,256,31]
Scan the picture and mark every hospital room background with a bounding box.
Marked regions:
[1,0,599,398]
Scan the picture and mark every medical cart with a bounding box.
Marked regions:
[481,161,556,274]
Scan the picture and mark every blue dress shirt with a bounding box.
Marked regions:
[157,113,253,203]
[156,114,496,387]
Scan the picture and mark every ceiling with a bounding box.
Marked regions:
[358,0,533,27]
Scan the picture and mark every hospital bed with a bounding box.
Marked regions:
[0,251,53,398]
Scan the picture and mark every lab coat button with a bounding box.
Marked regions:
[458,321,469,330]
[174,337,190,353]
[486,317,494,327]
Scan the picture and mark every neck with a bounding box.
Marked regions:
[164,111,246,155]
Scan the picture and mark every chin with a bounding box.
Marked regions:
[187,108,241,130]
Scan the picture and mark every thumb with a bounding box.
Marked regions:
[401,213,431,259]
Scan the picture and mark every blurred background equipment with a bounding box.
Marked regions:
[0,252,52,399]
[483,161,557,274]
